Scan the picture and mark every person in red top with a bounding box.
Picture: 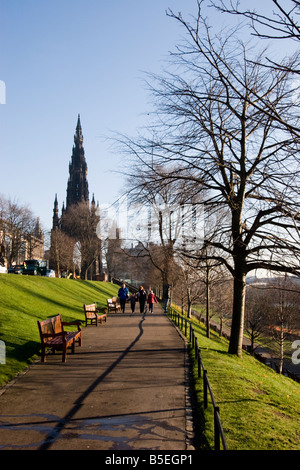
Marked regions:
[147,290,158,313]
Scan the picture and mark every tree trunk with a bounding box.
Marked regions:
[279,297,284,375]
[250,330,255,355]
[187,287,192,318]
[279,324,284,375]
[228,199,247,357]
[228,264,246,357]
[206,267,210,338]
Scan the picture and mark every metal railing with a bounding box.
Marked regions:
[168,308,228,451]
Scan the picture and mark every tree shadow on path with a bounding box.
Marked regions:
[39,311,146,450]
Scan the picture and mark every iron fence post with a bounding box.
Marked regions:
[168,309,228,450]
[203,369,208,408]
[214,406,220,451]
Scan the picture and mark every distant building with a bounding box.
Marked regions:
[0,216,44,268]
[50,115,102,278]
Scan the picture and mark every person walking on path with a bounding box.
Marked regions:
[147,290,158,313]
[130,293,137,313]
[163,284,171,313]
[118,283,129,313]
[137,286,147,313]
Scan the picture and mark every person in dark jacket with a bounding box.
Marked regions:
[137,286,147,313]
[163,284,171,313]
[130,293,137,313]
[118,283,129,313]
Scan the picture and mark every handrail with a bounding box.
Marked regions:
[168,308,228,451]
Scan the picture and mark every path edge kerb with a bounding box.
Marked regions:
[165,313,195,451]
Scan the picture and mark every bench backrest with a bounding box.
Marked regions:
[37,314,63,339]
[84,303,97,318]
[107,297,119,304]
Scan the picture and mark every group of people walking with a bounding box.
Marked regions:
[118,284,158,314]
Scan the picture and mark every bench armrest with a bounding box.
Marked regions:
[98,307,107,313]
[62,321,82,326]
[40,331,66,339]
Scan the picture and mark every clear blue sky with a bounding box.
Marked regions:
[0,0,290,234]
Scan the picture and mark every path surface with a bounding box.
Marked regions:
[0,303,193,451]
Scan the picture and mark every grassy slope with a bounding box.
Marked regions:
[188,316,300,450]
[1,278,299,450]
[0,274,119,385]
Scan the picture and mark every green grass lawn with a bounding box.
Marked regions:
[0,274,119,386]
[1,278,299,450]
[177,313,300,450]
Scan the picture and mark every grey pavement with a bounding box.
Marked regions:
[0,303,194,451]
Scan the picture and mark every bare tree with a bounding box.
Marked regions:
[212,278,233,338]
[123,169,192,303]
[174,261,204,318]
[212,0,300,42]
[245,285,269,354]
[24,218,44,260]
[211,0,300,99]
[0,197,40,265]
[0,196,7,265]
[265,275,299,373]
[118,2,300,356]
[49,228,74,276]
[61,202,101,279]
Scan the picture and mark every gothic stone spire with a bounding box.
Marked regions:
[52,193,60,229]
[66,114,89,208]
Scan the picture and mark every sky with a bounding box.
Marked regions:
[0,0,293,237]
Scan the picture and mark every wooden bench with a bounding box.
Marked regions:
[83,302,107,327]
[107,296,121,313]
[37,314,82,363]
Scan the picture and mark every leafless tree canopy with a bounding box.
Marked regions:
[0,194,43,265]
[118,1,300,356]
[211,0,300,41]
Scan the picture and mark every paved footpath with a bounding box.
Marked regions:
[0,303,194,451]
